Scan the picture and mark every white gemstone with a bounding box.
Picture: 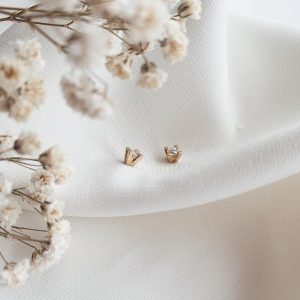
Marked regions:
[167,147,178,156]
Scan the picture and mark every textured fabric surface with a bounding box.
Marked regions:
[1,0,300,299]
[2,174,300,299]
[1,0,300,217]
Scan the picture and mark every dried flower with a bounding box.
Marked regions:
[161,21,189,63]
[66,23,111,68]
[125,0,170,43]
[0,59,25,94]
[105,53,133,80]
[8,99,33,122]
[0,198,22,230]
[138,62,168,89]
[15,39,45,71]
[0,131,71,287]
[0,174,12,197]
[61,72,113,118]
[32,220,70,272]
[0,260,30,288]
[178,0,202,20]
[42,201,64,224]
[20,78,45,106]
[50,165,73,185]
[0,39,45,122]
[31,169,55,185]
[14,132,41,155]
[39,146,65,170]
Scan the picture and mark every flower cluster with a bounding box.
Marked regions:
[0,0,201,119]
[0,39,45,122]
[0,132,71,288]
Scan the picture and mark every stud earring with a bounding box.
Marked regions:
[124,147,143,166]
[164,145,182,163]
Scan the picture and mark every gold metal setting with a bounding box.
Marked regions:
[124,147,143,166]
[164,145,182,163]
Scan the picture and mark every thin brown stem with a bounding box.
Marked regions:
[0,231,48,243]
[12,229,31,238]
[12,190,43,205]
[27,19,67,53]
[15,238,39,251]
[12,226,47,233]
[0,251,8,264]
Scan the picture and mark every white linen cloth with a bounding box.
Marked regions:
[1,0,300,298]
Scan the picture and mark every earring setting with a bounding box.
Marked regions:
[124,147,143,166]
[164,145,182,163]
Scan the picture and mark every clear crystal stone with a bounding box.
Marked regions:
[167,147,178,156]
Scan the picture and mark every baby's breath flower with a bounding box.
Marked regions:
[39,146,66,170]
[61,72,113,118]
[27,182,55,205]
[8,99,33,122]
[178,0,202,20]
[42,201,64,224]
[0,174,12,197]
[105,53,133,80]
[32,220,70,272]
[0,198,22,230]
[51,165,73,185]
[14,131,41,155]
[0,260,30,288]
[66,23,111,68]
[161,21,189,63]
[125,0,170,43]
[20,77,45,106]
[138,62,168,89]
[15,39,45,71]
[0,59,25,94]
[31,169,55,185]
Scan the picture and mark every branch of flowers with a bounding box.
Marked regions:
[0,4,39,23]
[4,16,76,30]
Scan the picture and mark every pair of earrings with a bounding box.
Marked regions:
[124,145,182,167]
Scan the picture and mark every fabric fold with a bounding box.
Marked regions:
[1,5,300,217]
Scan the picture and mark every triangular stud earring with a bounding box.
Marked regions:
[164,145,182,163]
[124,147,143,166]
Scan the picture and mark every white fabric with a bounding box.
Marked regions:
[2,174,300,299]
[1,0,300,298]
[1,0,300,217]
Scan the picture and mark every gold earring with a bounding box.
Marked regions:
[164,145,182,163]
[124,147,143,166]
